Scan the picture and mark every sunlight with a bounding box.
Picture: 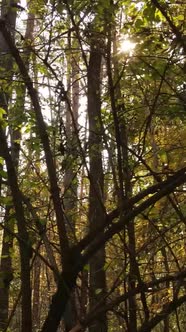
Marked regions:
[120,39,136,54]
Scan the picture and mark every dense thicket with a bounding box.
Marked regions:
[0,1,186,331]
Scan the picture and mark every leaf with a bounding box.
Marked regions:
[0,157,4,165]
[176,14,184,21]
[103,261,110,271]
[39,219,46,226]
[158,149,168,164]
[0,168,7,179]
[0,108,7,128]
[83,264,89,271]
[0,107,6,118]
[143,4,156,21]
[135,18,144,29]
[95,288,103,295]
[0,196,13,206]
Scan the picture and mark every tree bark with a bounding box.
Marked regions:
[0,1,17,329]
[0,208,13,330]
[88,36,107,332]
[0,127,32,332]
[32,255,41,331]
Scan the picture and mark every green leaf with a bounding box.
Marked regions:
[0,107,6,118]
[158,149,168,164]
[0,196,13,206]
[0,157,4,165]
[95,288,102,295]
[39,219,46,226]
[103,261,110,271]
[83,264,89,271]
[135,18,144,29]
[0,168,7,179]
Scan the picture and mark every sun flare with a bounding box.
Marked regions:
[120,39,136,54]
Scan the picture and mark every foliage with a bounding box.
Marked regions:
[0,0,186,331]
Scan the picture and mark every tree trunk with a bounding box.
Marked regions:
[62,32,80,331]
[0,208,13,330]
[0,4,35,330]
[0,1,17,329]
[32,256,41,331]
[88,37,107,332]
[0,127,32,332]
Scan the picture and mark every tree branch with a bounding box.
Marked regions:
[138,294,186,332]
[0,18,69,264]
[151,0,186,54]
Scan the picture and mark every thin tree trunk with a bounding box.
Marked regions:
[32,255,41,331]
[0,5,35,330]
[0,127,32,332]
[0,208,13,330]
[0,1,17,329]
[88,36,107,332]
[62,31,80,332]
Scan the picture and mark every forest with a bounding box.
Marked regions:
[0,0,186,331]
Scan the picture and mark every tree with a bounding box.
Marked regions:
[88,20,107,332]
[0,0,186,331]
